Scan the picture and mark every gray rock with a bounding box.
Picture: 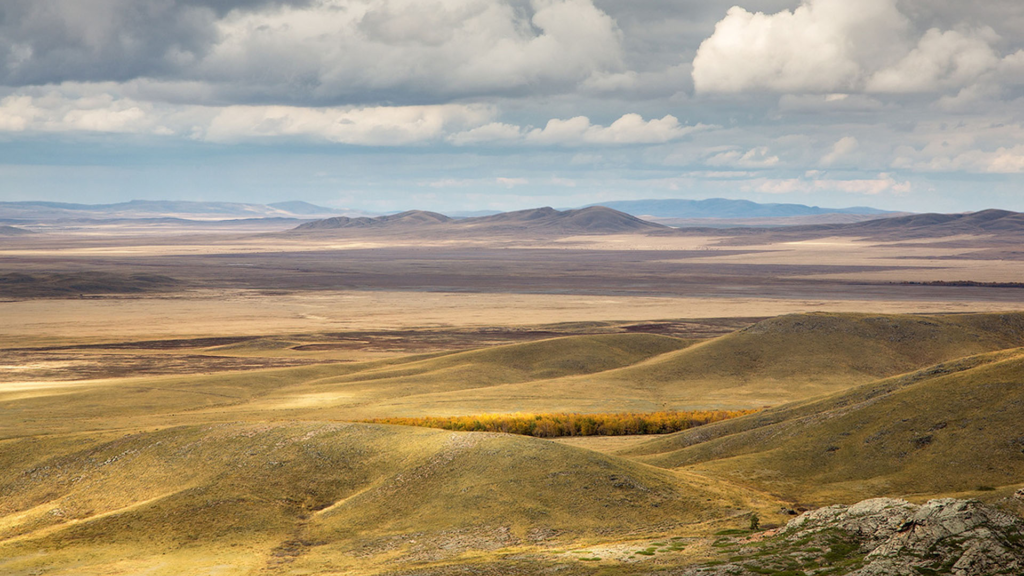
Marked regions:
[685,497,1024,576]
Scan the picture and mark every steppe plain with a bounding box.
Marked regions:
[2,208,1024,575]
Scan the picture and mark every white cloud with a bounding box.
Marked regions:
[203,103,493,145]
[706,146,779,168]
[692,0,1017,95]
[692,0,907,93]
[446,122,523,145]
[524,114,705,145]
[753,172,910,195]
[0,91,177,134]
[495,177,528,187]
[866,28,1001,93]
[448,113,708,146]
[893,145,1024,174]
[0,86,498,145]
[0,86,715,149]
[820,136,859,166]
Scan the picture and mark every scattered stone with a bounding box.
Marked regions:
[686,497,1024,576]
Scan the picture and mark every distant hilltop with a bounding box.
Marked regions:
[0,197,905,227]
[294,206,667,234]
[590,198,896,219]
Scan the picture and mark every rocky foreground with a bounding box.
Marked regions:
[688,496,1024,576]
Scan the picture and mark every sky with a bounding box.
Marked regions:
[1,0,1023,213]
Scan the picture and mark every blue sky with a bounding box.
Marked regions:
[1,0,1023,213]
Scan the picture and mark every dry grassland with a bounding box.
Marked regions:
[3,225,1024,575]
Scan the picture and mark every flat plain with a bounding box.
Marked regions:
[2,210,1024,575]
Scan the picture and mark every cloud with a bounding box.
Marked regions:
[446,122,523,146]
[447,113,708,146]
[820,136,859,166]
[0,0,625,105]
[495,177,528,187]
[0,85,713,149]
[754,172,911,195]
[706,146,779,168]
[0,89,180,134]
[777,93,888,113]
[893,145,1024,174]
[202,103,493,144]
[866,28,1001,93]
[0,85,495,145]
[692,0,907,93]
[692,0,1018,95]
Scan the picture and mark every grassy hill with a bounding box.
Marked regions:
[621,348,1024,505]
[5,311,1024,574]
[0,333,690,438]
[495,311,1024,411]
[190,332,690,420]
[9,313,1024,436]
[0,423,775,576]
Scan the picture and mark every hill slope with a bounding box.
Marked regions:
[0,423,770,575]
[294,210,451,230]
[392,312,1024,414]
[292,206,667,235]
[219,333,691,419]
[622,347,1024,504]
[707,208,1024,242]
[0,333,692,438]
[456,206,668,233]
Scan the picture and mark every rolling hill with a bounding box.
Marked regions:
[292,206,667,235]
[0,333,692,438]
[294,210,452,230]
[361,312,1024,416]
[703,208,1024,242]
[622,347,1024,504]
[4,310,1024,574]
[7,313,1024,435]
[0,422,772,576]
[455,206,668,233]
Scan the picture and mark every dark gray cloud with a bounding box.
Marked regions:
[0,0,628,106]
[0,1,220,85]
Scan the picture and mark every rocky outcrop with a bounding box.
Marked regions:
[688,497,1024,576]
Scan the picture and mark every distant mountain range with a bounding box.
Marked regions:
[294,206,667,235]
[1,198,903,225]
[588,198,895,219]
[0,225,32,235]
[791,208,1024,239]
[0,200,358,222]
